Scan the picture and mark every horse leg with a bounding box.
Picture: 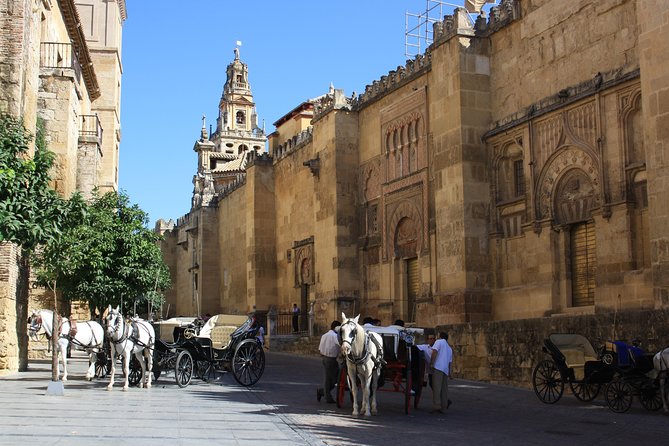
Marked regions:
[348,367,359,416]
[59,340,68,381]
[361,372,372,417]
[107,349,116,390]
[122,352,130,391]
[370,369,379,415]
[145,349,153,389]
[86,350,96,381]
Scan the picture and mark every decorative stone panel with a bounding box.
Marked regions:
[536,147,601,221]
[293,237,314,286]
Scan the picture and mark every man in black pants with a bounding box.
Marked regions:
[317,320,341,403]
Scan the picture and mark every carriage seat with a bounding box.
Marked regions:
[563,349,598,380]
[209,325,238,349]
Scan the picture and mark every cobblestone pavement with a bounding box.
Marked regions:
[1,351,668,445]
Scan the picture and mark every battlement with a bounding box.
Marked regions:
[352,52,431,110]
[272,126,313,161]
[217,175,247,201]
[247,151,274,167]
[312,89,353,122]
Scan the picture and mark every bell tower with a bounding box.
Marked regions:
[212,46,265,153]
[192,46,266,210]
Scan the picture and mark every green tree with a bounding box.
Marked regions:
[32,190,171,317]
[0,114,85,249]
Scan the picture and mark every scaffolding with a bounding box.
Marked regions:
[405,1,498,58]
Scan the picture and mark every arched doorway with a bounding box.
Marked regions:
[395,216,419,322]
[554,168,599,307]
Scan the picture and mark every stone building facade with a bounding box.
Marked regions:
[160,0,669,381]
[0,0,125,372]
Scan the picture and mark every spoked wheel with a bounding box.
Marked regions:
[336,367,348,408]
[639,380,663,411]
[232,339,265,386]
[94,349,111,378]
[605,380,633,413]
[128,356,143,387]
[196,360,213,381]
[570,380,601,402]
[175,350,194,388]
[532,359,564,404]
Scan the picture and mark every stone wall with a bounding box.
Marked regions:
[0,243,27,373]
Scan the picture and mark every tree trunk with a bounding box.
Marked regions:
[51,280,58,382]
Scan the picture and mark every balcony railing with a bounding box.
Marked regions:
[79,114,103,141]
[40,42,82,84]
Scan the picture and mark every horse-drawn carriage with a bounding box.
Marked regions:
[29,307,265,390]
[149,314,265,388]
[532,333,664,413]
[337,321,426,415]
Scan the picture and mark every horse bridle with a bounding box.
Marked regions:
[107,313,130,344]
[28,315,47,341]
[340,320,375,365]
[339,320,358,348]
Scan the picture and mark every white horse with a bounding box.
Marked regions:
[104,305,155,391]
[338,313,384,416]
[28,309,104,381]
[653,347,669,412]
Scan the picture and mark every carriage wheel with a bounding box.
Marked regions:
[196,360,212,381]
[570,381,601,402]
[404,370,413,415]
[605,380,633,413]
[175,350,194,388]
[532,359,564,404]
[94,350,111,378]
[232,339,265,386]
[639,380,663,411]
[128,356,143,387]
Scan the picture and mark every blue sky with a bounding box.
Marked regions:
[119,1,486,226]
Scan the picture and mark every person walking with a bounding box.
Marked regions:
[317,320,341,404]
[292,304,300,333]
[430,331,453,414]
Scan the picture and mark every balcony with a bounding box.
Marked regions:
[79,114,103,142]
[40,42,82,84]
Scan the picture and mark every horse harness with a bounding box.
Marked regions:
[340,320,385,369]
[29,314,101,351]
[109,316,154,349]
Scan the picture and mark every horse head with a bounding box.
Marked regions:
[339,313,363,358]
[28,309,50,340]
[105,305,124,339]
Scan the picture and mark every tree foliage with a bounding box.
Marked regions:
[0,114,85,250]
[32,190,171,315]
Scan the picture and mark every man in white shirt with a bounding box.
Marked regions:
[416,333,436,387]
[317,320,341,403]
[429,331,453,414]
